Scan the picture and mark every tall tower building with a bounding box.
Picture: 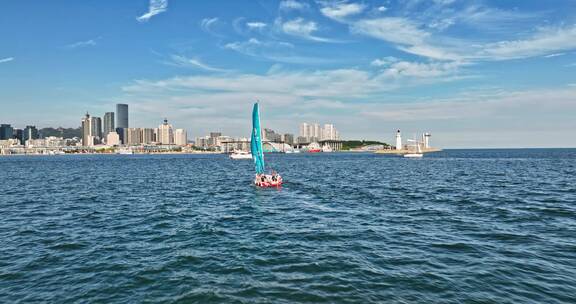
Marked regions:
[175,129,188,146]
[312,123,321,140]
[299,123,309,138]
[81,113,93,146]
[158,119,174,145]
[90,116,102,140]
[23,125,39,144]
[103,112,115,137]
[396,130,402,150]
[0,124,14,140]
[116,104,129,129]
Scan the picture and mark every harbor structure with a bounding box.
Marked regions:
[423,133,431,149]
[395,130,402,150]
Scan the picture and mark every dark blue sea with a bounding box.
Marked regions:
[1,149,575,303]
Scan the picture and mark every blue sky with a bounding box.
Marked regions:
[1,0,575,148]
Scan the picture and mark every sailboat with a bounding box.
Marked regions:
[251,102,283,187]
[404,138,423,158]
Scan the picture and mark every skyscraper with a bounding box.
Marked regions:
[312,123,321,140]
[103,112,115,137]
[90,116,102,141]
[116,104,128,129]
[299,123,309,138]
[23,125,39,144]
[81,113,93,146]
[0,124,13,140]
[158,119,174,145]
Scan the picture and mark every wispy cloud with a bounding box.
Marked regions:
[137,0,168,22]
[0,57,14,64]
[280,18,341,43]
[200,17,221,36]
[351,18,429,46]
[66,38,99,49]
[279,0,309,11]
[246,22,267,30]
[479,25,576,60]
[544,53,565,58]
[166,55,230,72]
[224,38,330,64]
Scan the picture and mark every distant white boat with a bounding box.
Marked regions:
[230,150,252,160]
[322,144,333,153]
[116,148,133,155]
[404,139,423,158]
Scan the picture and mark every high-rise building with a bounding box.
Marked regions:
[299,123,309,138]
[174,129,188,146]
[141,128,155,144]
[210,132,222,138]
[116,127,127,145]
[0,124,13,140]
[116,104,129,129]
[126,128,142,145]
[103,112,115,137]
[158,119,174,145]
[322,124,338,140]
[23,125,39,144]
[90,116,102,141]
[312,123,321,139]
[264,128,281,142]
[81,113,93,146]
[13,128,23,144]
[282,133,294,145]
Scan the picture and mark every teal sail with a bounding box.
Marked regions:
[251,102,265,174]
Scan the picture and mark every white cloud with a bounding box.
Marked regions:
[0,57,14,64]
[281,18,340,42]
[479,25,576,60]
[382,60,463,78]
[377,6,387,12]
[320,2,366,21]
[351,18,429,45]
[136,0,168,22]
[279,0,309,11]
[167,55,229,72]
[66,38,98,49]
[370,56,398,67]
[246,22,267,30]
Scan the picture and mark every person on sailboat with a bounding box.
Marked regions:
[251,102,283,187]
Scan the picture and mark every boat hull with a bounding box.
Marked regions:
[230,153,252,159]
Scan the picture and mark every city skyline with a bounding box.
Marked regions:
[1,1,575,148]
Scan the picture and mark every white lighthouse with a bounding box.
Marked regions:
[395,130,402,150]
[423,133,431,149]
